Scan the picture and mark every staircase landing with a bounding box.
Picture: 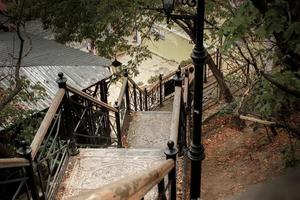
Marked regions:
[127,111,172,148]
[57,148,164,199]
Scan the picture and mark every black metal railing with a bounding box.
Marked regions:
[0,48,248,200]
[68,68,193,200]
[0,72,123,200]
[0,158,32,200]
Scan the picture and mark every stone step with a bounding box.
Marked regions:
[56,148,165,200]
[127,111,172,149]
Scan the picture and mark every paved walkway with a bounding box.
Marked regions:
[57,110,173,199]
[57,148,164,199]
[127,111,172,148]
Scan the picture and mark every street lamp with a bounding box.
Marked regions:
[161,0,175,16]
[161,0,206,199]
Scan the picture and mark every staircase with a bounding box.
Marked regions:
[0,63,222,200]
[0,51,252,200]
[54,65,189,199]
[57,103,175,199]
[127,111,172,148]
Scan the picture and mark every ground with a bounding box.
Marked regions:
[201,114,300,200]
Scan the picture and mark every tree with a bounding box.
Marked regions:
[27,0,235,102]
[205,0,300,137]
[0,0,46,155]
[28,0,165,76]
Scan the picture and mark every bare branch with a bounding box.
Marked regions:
[261,71,300,98]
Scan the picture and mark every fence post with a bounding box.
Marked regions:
[174,70,184,155]
[216,48,219,69]
[159,73,163,106]
[185,68,190,111]
[114,101,122,148]
[124,71,131,111]
[158,178,167,200]
[144,88,148,111]
[139,90,143,111]
[204,64,207,83]
[56,72,79,156]
[164,140,178,200]
[133,84,137,111]
[17,141,40,200]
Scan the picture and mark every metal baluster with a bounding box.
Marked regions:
[144,88,148,111]
[139,90,143,111]
[56,72,79,156]
[17,141,40,200]
[159,74,163,106]
[124,71,131,111]
[133,84,138,111]
[158,178,167,200]
[164,141,178,200]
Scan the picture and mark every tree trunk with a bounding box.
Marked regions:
[206,52,234,103]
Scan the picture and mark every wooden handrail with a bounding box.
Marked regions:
[66,85,118,113]
[147,65,191,93]
[117,77,128,106]
[31,89,65,159]
[147,71,175,92]
[169,87,182,144]
[70,159,175,200]
[0,158,30,169]
[128,77,144,92]
[183,76,189,104]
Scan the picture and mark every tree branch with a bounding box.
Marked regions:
[261,71,300,98]
[0,0,26,112]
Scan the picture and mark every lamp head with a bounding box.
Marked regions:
[162,0,175,16]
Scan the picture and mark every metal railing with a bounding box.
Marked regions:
[0,48,247,200]
[70,69,193,200]
[71,159,175,200]
[0,72,123,200]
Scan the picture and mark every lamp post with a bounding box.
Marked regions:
[161,0,206,199]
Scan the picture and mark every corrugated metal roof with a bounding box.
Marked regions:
[0,32,111,67]
[0,32,112,111]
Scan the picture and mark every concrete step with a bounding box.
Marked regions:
[56,148,165,200]
[127,111,172,148]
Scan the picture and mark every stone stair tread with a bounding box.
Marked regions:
[127,111,172,148]
[56,148,165,200]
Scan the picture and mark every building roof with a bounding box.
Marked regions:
[0,31,112,110]
[0,32,111,67]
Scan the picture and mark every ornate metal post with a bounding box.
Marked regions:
[188,1,206,199]
[139,90,143,110]
[161,0,206,198]
[17,141,40,200]
[144,88,148,111]
[159,73,163,106]
[133,84,138,111]
[164,140,178,200]
[56,72,79,156]
[158,178,167,200]
[124,71,131,111]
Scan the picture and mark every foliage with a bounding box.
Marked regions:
[282,143,300,168]
[25,0,163,75]
[204,0,300,136]
[179,58,192,67]
[147,74,160,84]
[218,100,238,116]
[0,0,47,156]
[244,71,300,118]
